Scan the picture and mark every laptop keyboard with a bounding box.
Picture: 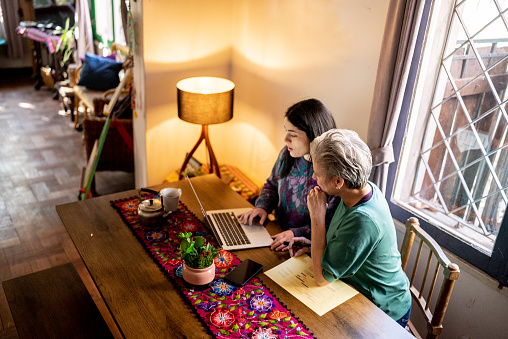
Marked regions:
[211,212,251,246]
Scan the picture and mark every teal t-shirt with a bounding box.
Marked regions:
[321,183,411,321]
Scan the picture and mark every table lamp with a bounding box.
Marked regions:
[177,76,235,179]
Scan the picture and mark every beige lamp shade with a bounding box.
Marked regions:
[177,77,235,125]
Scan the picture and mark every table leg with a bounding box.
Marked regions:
[32,41,44,90]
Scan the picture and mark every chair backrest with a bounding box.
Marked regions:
[400,217,460,339]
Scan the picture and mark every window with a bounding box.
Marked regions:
[90,0,126,49]
[392,0,508,283]
[0,5,5,44]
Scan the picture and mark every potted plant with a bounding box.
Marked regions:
[178,232,219,285]
[55,18,76,67]
[54,18,76,82]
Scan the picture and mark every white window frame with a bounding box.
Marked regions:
[391,0,508,283]
[393,0,456,224]
[91,0,126,49]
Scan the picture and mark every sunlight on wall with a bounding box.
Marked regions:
[146,116,176,173]
[140,0,390,186]
[205,101,280,182]
[144,100,279,185]
[146,114,201,183]
[143,0,233,64]
[234,1,350,70]
[142,0,235,185]
[232,0,390,141]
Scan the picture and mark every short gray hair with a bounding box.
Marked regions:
[310,129,372,189]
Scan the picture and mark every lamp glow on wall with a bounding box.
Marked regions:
[177,76,235,179]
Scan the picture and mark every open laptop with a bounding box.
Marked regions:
[186,176,273,251]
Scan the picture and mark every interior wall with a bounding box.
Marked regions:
[0,43,31,68]
[223,0,390,181]
[139,0,389,186]
[131,0,147,188]
[141,0,234,186]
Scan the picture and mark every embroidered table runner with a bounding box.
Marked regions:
[111,196,314,339]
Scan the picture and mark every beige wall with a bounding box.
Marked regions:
[136,0,389,187]
[138,0,234,187]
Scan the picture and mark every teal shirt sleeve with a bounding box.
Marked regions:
[321,211,380,283]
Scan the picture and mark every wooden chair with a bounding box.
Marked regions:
[400,217,460,339]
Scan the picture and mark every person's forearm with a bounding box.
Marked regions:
[290,226,310,238]
[255,184,278,212]
[311,213,329,286]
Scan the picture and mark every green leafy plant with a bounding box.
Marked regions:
[177,232,219,269]
[55,18,76,65]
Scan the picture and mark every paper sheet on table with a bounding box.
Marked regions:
[264,255,358,316]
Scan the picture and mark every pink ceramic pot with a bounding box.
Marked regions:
[182,262,216,286]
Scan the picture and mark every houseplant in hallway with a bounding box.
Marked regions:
[178,232,219,285]
[54,18,76,80]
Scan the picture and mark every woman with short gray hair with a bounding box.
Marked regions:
[289,129,411,328]
[309,129,372,189]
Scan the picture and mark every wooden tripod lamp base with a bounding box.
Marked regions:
[178,125,220,180]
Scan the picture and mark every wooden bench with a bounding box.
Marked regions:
[2,263,114,339]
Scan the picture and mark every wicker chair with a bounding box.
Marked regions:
[72,43,130,130]
[400,217,460,339]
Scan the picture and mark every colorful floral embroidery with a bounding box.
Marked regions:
[247,295,273,313]
[234,287,245,296]
[145,230,168,242]
[233,309,245,325]
[173,264,182,278]
[111,197,314,339]
[268,309,288,321]
[120,200,138,212]
[209,308,236,329]
[196,301,217,312]
[251,328,277,339]
[180,221,198,232]
[210,279,236,296]
[214,250,234,269]
[167,258,183,267]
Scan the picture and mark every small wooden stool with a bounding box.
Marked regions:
[2,263,113,339]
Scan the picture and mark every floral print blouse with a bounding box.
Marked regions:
[255,147,339,238]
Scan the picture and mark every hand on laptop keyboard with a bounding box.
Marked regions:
[237,208,267,226]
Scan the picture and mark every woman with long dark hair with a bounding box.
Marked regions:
[238,98,339,251]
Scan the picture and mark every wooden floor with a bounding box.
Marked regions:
[0,68,134,338]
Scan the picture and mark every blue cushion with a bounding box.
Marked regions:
[79,52,117,64]
[77,52,123,91]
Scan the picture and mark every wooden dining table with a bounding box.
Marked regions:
[56,174,413,338]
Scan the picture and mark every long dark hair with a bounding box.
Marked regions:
[280,98,336,178]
